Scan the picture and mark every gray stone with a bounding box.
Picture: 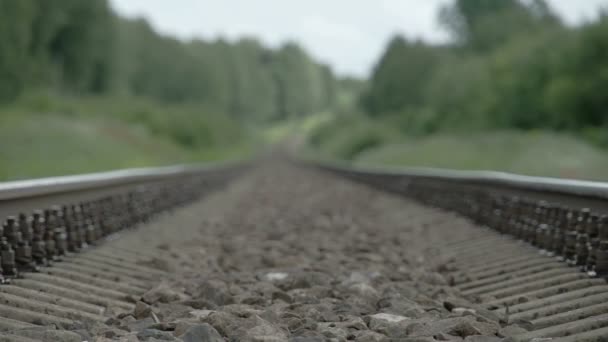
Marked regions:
[180,323,224,342]
[435,332,464,341]
[134,301,153,319]
[143,282,185,304]
[463,336,502,342]
[272,290,294,303]
[202,311,243,336]
[290,336,325,342]
[137,329,178,341]
[316,322,349,340]
[243,316,289,342]
[194,280,234,306]
[406,317,499,338]
[278,271,332,291]
[443,298,475,312]
[367,313,411,334]
[353,330,386,342]
[173,321,198,337]
[190,309,215,320]
[418,272,448,286]
[125,317,156,332]
[377,297,426,318]
[498,324,529,337]
[223,304,264,318]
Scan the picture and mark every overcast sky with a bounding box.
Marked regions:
[110,0,608,77]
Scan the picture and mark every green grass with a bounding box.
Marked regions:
[260,111,335,144]
[0,94,257,181]
[354,131,608,181]
[0,113,195,180]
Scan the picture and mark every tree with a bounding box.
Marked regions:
[362,36,439,116]
[0,0,37,101]
[271,42,325,119]
[0,0,340,124]
[439,0,559,51]
[46,0,116,93]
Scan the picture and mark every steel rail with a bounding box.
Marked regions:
[0,160,243,201]
[0,159,246,282]
[311,159,608,201]
[0,159,245,340]
[307,158,608,276]
[307,158,608,341]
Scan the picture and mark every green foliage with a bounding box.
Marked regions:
[439,0,559,51]
[309,114,400,160]
[0,0,341,125]
[0,0,117,101]
[0,112,190,181]
[362,37,440,116]
[0,0,347,180]
[0,95,256,180]
[354,0,608,150]
[355,131,608,181]
[11,93,252,150]
[110,20,336,122]
[308,0,608,184]
[0,0,37,101]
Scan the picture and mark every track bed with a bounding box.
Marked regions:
[1,162,606,341]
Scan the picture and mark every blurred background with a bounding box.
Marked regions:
[1,0,608,181]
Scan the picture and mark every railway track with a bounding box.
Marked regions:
[317,160,608,342]
[0,158,608,341]
[0,162,244,341]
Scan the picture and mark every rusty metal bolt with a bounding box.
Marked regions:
[586,214,601,272]
[576,208,591,234]
[537,223,549,250]
[562,209,579,262]
[82,204,97,245]
[52,207,67,257]
[18,213,32,242]
[64,205,81,252]
[599,215,608,241]
[0,236,18,277]
[575,234,589,267]
[31,211,47,266]
[564,230,578,263]
[4,216,36,271]
[4,217,19,244]
[75,204,89,248]
[43,210,57,262]
[551,206,568,256]
[595,240,608,277]
[573,209,591,266]
[544,206,557,252]
[552,225,564,256]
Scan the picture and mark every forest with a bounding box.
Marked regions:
[311,0,608,180]
[0,0,347,179]
[2,0,608,180]
[0,0,337,119]
[361,0,608,135]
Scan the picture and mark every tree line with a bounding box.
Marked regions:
[0,0,337,122]
[361,0,608,143]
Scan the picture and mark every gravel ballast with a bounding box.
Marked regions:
[45,163,528,341]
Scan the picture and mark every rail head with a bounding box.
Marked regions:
[0,160,246,201]
[311,159,608,201]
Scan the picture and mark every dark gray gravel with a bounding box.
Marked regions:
[93,163,521,341]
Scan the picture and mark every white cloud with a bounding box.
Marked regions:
[109,0,608,77]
